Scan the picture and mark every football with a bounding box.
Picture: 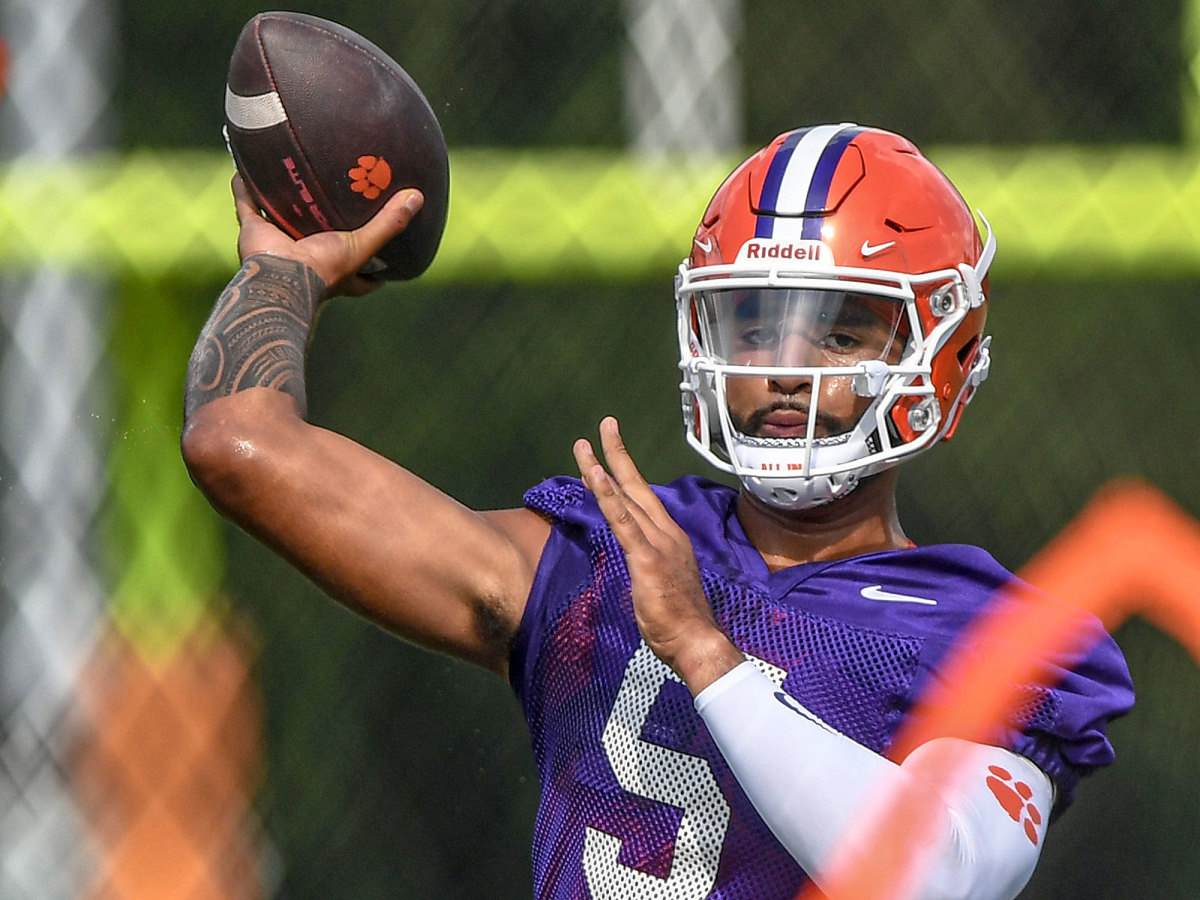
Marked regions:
[223,12,449,280]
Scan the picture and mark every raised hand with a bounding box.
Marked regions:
[574,417,744,694]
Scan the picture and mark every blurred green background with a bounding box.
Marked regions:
[4,0,1200,897]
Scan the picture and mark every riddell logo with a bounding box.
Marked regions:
[349,155,392,200]
[736,239,832,267]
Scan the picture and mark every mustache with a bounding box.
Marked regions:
[733,401,841,437]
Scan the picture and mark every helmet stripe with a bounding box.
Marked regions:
[754,124,865,241]
[754,128,809,238]
[801,125,865,238]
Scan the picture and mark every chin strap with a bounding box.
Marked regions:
[744,471,859,510]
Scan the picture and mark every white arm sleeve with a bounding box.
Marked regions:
[695,662,1054,900]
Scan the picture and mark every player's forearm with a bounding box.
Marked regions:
[696,662,1050,900]
[181,253,327,533]
[184,253,326,422]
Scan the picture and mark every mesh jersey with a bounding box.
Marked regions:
[510,475,1133,900]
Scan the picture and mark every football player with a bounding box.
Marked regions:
[183,124,1133,899]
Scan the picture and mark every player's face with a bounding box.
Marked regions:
[704,289,906,439]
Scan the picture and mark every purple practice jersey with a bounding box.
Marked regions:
[509,476,1134,900]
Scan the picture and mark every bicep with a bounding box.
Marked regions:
[276,432,546,671]
[183,390,549,674]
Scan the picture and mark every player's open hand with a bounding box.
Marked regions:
[574,417,744,694]
[231,174,424,297]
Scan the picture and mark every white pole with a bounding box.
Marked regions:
[622,0,744,157]
[0,0,113,895]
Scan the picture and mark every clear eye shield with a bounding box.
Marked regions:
[699,288,908,370]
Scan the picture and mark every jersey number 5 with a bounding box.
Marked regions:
[583,642,786,899]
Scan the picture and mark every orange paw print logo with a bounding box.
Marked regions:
[985,765,1043,846]
[348,155,392,200]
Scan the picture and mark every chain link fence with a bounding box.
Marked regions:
[2,0,1199,896]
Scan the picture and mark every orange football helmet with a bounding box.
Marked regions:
[676,124,995,509]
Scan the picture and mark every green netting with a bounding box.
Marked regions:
[101,275,227,659]
[6,145,1200,285]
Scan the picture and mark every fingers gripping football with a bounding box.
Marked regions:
[575,417,742,692]
[233,174,425,297]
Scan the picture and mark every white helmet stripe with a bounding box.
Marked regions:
[772,125,847,209]
[757,123,862,242]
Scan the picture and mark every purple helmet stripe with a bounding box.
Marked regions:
[754,128,809,238]
[750,124,868,242]
[801,125,865,239]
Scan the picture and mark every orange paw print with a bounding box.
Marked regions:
[985,765,1043,846]
[348,155,392,199]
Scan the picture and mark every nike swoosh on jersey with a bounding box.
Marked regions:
[859,584,938,605]
[694,237,713,252]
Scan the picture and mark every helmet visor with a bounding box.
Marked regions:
[700,288,907,368]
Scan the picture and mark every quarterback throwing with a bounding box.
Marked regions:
[183,124,1133,899]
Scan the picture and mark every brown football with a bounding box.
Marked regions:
[223,12,449,280]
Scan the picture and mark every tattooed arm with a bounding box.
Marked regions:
[181,177,548,675]
[184,254,324,420]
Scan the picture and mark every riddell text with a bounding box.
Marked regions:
[744,243,822,261]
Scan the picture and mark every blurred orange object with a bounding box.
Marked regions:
[75,619,264,900]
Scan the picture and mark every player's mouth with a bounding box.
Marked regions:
[760,408,811,438]
[737,403,836,439]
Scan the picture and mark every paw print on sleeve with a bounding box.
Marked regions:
[348,155,392,200]
[985,764,1044,846]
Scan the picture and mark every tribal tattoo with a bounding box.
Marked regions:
[184,254,327,420]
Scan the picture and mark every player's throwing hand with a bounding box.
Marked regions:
[231,174,424,298]
[574,417,743,694]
